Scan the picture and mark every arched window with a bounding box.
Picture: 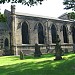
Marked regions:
[72,26,75,43]
[51,24,57,43]
[63,26,69,43]
[22,22,29,44]
[4,38,9,47]
[38,23,44,44]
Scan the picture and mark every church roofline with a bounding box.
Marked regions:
[58,12,68,18]
[15,12,74,23]
[4,9,75,23]
[15,12,56,19]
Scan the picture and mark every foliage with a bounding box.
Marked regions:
[63,0,75,11]
[0,13,6,22]
[0,0,44,6]
[0,53,75,75]
[54,34,63,60]
[68,12,75,19]
[34,43,42,57]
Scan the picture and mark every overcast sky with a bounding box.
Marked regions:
[0,0,72,18]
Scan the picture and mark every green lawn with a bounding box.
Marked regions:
[0,53,75,75]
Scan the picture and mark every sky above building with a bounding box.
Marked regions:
[0,0,72,18]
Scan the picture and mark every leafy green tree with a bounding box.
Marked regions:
[0,13,6,22]
[63,0,75,11]
[63,0,75,19]
[0,0,44,6]
[68,12,75,19]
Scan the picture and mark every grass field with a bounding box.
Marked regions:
[0,53,75,75]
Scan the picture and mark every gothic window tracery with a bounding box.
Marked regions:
[4,38,9,47]
[38,23,44,44]
[22,21,29,44]
[71,26,75,43]
[63,25,69,43]
[51,24,57,43]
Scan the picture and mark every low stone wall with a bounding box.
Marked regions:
[3,50,11,56]
[15,44,73,55]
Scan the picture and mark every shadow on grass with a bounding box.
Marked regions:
[0,53,75,75]
[23,53,54,59]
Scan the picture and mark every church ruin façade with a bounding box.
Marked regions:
[0,5,75,55]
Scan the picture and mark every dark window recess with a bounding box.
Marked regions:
[72,26,75,44]
[22,22,29,44]
[4,38,9,46]
[38,23,44,44]
[51,25,57,43]
[63,26,69,43]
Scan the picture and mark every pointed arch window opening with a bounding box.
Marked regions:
[72,26,75,44]
[63,26,69,43]
[51,24,57,43]
[4,38,9,47]
[22,22,29,44]
[38,23,44,44]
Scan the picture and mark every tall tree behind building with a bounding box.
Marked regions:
[63,0,75,11]
[63,0,75,19]
[0,0,44,6]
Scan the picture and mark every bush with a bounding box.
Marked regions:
[0,13,6,22]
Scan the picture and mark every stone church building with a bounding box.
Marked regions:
[0,5,75,55]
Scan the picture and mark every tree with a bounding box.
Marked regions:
[68,12,75,19]
[54,34,63,60]
[0,0,44,6]
[63,1,75,19]
[0,13,6,22]
[63,0,75,11]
